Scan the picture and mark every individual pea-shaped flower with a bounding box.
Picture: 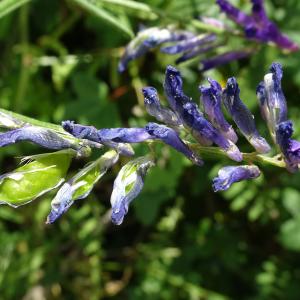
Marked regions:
[142,86,182,127]
[163,65,212,146]
[62,121,135,156]
[257,63,287,140]
[145,122,203,166]
[0,125,85,153]
[118,27,194,72]
[275,121,300,172]
[199,78,238,143]
[110,156,154,225]
[46,150,119,224]
[212,165,261,192]
[223,77,271,153]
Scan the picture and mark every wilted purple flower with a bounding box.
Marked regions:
[142,87,182,127]
[110,156,154,225]
[0,125,76,150]
[212,165,261,192]
[223,77,271,153]
[118,27,194,72]
[160,34,216,54]
[258,62,287,139]
[47,150,119,224]
[199,78,238,143]
[200,50,252,72]
[276,121,300,172]
[217,0,299,51]
[145,122,203,166]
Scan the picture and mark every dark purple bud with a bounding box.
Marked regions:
[216,0,253,27]
[62,120,99,141]
[142,86,182,127]
[223,77,271,153]
[200,50,252,72]
[251,0,268,24]
[118,27,194,72]
[160,34,216,54]
[199,78,238,143]
[0,126,74,150]
[145,122,204,166]
[212,165,261,192]
[276,121,300,172]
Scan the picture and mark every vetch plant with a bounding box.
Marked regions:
[0,62,298,225]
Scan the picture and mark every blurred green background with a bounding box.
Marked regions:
[1,0,300,299]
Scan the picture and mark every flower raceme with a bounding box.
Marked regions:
[118,1,298,72]
[0,63,299,225]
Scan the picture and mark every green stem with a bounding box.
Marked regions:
[190,144,286,168]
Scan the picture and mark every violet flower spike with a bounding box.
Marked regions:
[276,121,300,172]
[223,77,271,153]
[110,156,154,225]
[145,122,204,166]
[200,50,252,72]
[118,27,194,72]
[142,86,182,127]
[199,78,238,143]
[212,165,261,192]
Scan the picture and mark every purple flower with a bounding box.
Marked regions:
[145,122,203,166]
[199,78,238,143]
[216,0,299,51]
[200,50,252,72]
[110,156,154,225]
[47,150,119,224]
[276,121,300,172]
[142,87,182,127]
[0,125,76,150]
[223,77,271,153]
[160,34,216,54]
[212,165,261,192]
[258,63,287,139]
[118,27,194,72]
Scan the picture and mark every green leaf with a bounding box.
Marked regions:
[100,0,157,20]
[0,0,31,19]
[279,217,300,251]
[0,150,75,207]
[282,188,300,217]
[71,0,134,37]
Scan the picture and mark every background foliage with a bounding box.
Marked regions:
[1,0,300,299]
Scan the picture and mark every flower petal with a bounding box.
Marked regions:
[212,165,261,192]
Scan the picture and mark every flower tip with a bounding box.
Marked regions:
[111,208,125,225]
[166,65,180,75]
[61,120,74,132]
[142,86,157,99]
[118,62,126,73]
[249,136,271,154]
